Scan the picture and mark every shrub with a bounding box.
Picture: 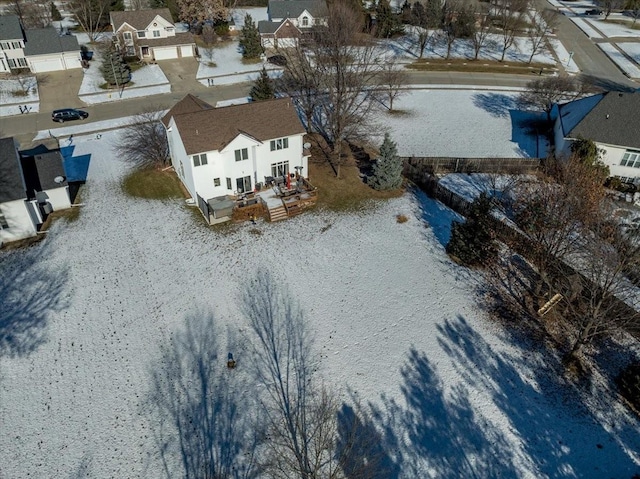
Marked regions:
[396,214,408,223]
[616,361,640,415]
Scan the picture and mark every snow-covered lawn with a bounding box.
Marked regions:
[0,77,40,116]
[548,37,581,73]
[590,17,640,38]
[618,41,640,63]
[0,129,639,478]
[78,50,170,104]
[598,43,640,78]
[384,27,557,65]
[231,6,268,26]
[374,89,546,158]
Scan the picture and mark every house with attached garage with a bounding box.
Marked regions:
[553,91,640,184]
[110,8,196,61]
[0,137,72,245]
[162,94,311,223]
[259,0,329,49]
[0,15,82,74]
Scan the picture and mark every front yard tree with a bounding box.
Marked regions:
[239,13,262,59]
[51,2,62,22]
[446,193,497,267]
[517,76,583,122]
[115,110,170,168]
[377,59,408,111]
[370,133,403,190]
[250,67,275,101]
[471,5,492,60]
[101,47,131,87]
[176,0,227,27]
[527,9,557,64]
[497,0,528,62]
[69,0,112,41]
[375,0,402,38]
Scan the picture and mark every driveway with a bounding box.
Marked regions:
[36,68,85,113]
[156,57,208,94]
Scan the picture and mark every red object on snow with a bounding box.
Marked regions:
[286,174,291,189]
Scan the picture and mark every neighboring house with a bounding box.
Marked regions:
[110,8,196,61]
[553,91,640,183]
[259,0,329,49]
[163,94,309,222]
[0,137,72,245]
[0,15,81,74]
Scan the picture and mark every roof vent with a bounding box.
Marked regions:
[606,114,610,119]
[619,92,624,97]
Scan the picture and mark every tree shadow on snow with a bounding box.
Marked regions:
[143,309,259,479]
[0,241,69,357]
[472,92,517,118]
[410,186,464,248]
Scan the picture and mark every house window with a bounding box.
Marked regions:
[270,138,289,151]
[236,176,252,193]
[7,58,16,68]
[226,177,232,190]
[616,175,635,184]
[234,148,248,162]
[11,41,22,49]
[193,153,208,166]
[165,27,174,33]
[301,16,309,26]
[620,150,640,169]
[153,30,161,37]
[0,42,10,50]
[123,31,132,40]
[0,212,8,230]
[137,31,146,38]
[271,161,289,177]
[17,57,27,67]
[214,178,221,187]
[179,161,184,177]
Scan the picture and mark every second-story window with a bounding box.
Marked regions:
[11,41,22,49]
[235,148,248,162]
[137,31,146,38]
[0,42,11,50]
[270,138,289,151]
[123,32,132,40]
[301,16,309,26]
[153,30,160,37]
[193,153,208,166]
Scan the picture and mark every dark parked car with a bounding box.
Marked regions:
[585,8,603,15]
[52,108,89,123]
[267,55,287,67]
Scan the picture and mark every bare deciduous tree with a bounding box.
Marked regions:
[8,0,52,28]
[471,6,492,60]
[496,0,528,62]
[597,0,622,18]
[517,76,584,121]
[147,310,259,479]
[377,58,408,111]
[115,110,170,168]
[176,0,228,26]
[68,0,111,42]
[526,8,557,64]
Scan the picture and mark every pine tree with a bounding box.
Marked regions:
[369,133,403,190]
[250,67,275,101]
[51,2,62,21]
[375,0,402,38]
[101,47,131,87]
[446,193,497,267]
[239,14,262,59]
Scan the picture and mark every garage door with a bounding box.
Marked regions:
[29,57,63,73]
[153,47,177,61]
[180,45,194,57]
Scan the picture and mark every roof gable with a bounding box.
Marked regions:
[171,97,306,156]
[110,8,173,31]
[23,28,80,55]
[563,91,640,149]
[162,94,213,126]
[20,150,67,199]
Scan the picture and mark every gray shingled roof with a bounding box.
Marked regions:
[110,8,173,31]
[0,137,26,203]
[23,28,80,55]
[561,91,640,150]
[34,151,67,191]
[258,20,281,34]
[268,0,328,20]
[0,15,24,41]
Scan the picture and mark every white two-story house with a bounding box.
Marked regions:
[110,8,196,61]
[553,90,640,184]
[259,0,329,49]
[0,15,27,72]
[163,94,309,222]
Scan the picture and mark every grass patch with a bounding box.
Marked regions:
[99,81,135,90]
[407,58,553,75]
[11,89,29,96]
[122,168,184,200]
[603,19,640,30]
[241,57,262,65]
[396,214,409,223]
[309,157,403,212]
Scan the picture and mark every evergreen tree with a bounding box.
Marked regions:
[375,0,402,38]
[150,0,179,21]
[369,133,403,190]
[250,67,275,101]
[239,14,262,59]
[51,2,62,21]
[423,0,442,28]
[446,193,497,267]
[411,1,426,26]
[101,47,131,87]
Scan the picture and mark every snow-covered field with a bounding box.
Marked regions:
[374,89,545,158]
[1,126,639,478]
[599,43,640,78]
[619,41,640,63]
[0,77,40,116]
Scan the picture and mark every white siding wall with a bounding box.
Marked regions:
[0,200,37,244]
[598,143,640,180]
[167,120,197,200]
[44,187,72,210]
